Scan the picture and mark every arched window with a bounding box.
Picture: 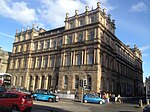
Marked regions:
[75,75,79,89]
[64,75,68,89]
[87,75,92,90]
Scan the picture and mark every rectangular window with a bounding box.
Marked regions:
[58,38,62,47]
[87,51,93,64]
[79,19,83,26]
[65,53,71,66]
[46,40,50,49]
[50,56,55,67]
[76,53,82,65]
[34,42,38,51]
[88,31,94,40]
[15,46,18,53]
[77,33,83,42]
[56,55,61,67]
[43,56,48,68]
[32,58,35,68]
[52,40,56,48]
[90,16,95,23]
[67,36,72,44]
[40,41,44,50]
[70,22,73,29]
[37,57,41,68]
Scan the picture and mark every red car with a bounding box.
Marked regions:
[0,92,33,112]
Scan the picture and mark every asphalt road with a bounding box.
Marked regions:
[31,100,144,112]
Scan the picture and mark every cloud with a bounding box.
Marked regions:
[37,0,115,28]
[0,0,37,25]
[0,32,14,38]
[0,0,115,28]
[140,46,150,52]
[131,2,148,12]
[140,46,150,57]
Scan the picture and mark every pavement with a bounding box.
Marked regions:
[31,99,146,112]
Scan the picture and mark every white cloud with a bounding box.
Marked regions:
[0,32,14,38]
[0,0,115,28]
[140,46,150,57]
[140,46,150,52]
[0,0,37,25]
[37,0,115,28]
[131,2,148,12]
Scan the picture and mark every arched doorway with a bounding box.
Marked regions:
[41,75,45,89]
[34,76,38,90]
[29,76,33,91]
[47,76,52,90]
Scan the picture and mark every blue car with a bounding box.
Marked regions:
[83,94,105,104]
[32,89,60,102]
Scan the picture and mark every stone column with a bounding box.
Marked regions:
[74,32,77,43]
[84,50,87,65]
[47,55,50,68]
[45,76,49,89]
[65,13,69,30]
[94,28,97,39]
[85,6,89,24]
[72,51,75,65]
[97,49,100,65]
[84,30,87,41]
[82,50,84,65]
[74,10,78,27]
[97,28,100,39]
[94,49,98,64]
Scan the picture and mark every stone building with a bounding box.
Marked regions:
[7,2,143,96]
[0,47,10,73]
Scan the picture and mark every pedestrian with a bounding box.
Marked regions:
[105,93,110,103]
[117,94,122,103]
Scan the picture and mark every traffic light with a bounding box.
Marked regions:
[79,79,83,87]
[83,79,87,87]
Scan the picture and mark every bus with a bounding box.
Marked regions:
[0,73,12,87]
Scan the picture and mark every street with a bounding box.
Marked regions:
[32,100,144,112]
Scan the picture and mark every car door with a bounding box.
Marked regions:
[5,93,19,110]
[0,93,8,111]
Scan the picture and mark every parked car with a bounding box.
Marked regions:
[83,94,105,104]
[0,92,33,112]
[0,86,7,93]
[8,86,31,94]
[143,105,150,112]
[32,89,60,102]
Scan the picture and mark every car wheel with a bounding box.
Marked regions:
[48,98,53,102]
[99,101,103,104]
[27,108,32,112]
[11,105,20,112]
[84,100,88,103]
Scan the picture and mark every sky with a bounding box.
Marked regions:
[0,0,150,81]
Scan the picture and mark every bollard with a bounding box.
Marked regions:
[147,99,149,105]
[139,100,143,107]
